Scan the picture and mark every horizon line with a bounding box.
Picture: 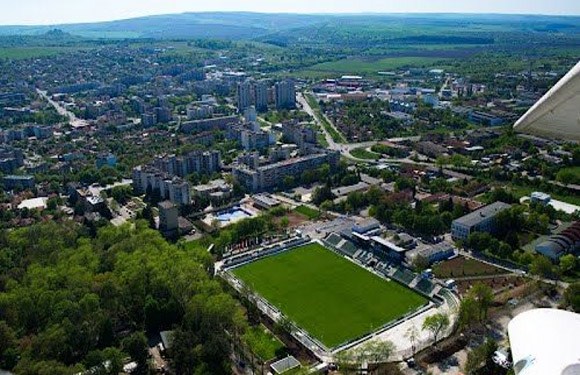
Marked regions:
[1,10,579,27]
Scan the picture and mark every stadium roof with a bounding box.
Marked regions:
[508,309,580,375]
[514,61,580,141]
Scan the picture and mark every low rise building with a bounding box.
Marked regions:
[2,175,35,190]
[451,201,511,240]
[253,194,280,210]
[352,218,380,235]
[406,241,455,265]
[535,221,580,261]
[193,179,232,204]
[468,111,504,126]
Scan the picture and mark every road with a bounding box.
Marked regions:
[37,89,89,128]
[298,92,444,166]
[297,92,338,150]
[298,92,391,162]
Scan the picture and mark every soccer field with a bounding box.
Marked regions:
[232,242,427,348]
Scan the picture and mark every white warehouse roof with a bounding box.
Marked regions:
[514,60,580,141]
[508,309,580,375]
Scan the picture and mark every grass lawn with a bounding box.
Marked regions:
[303,56,449,76]
[507,184,580,207]
[243,325,285,361]
[0,46,89,59]
[293,205,320,220]
[433,256,506,279]
[350,147,381,160]
[232,243,427,348]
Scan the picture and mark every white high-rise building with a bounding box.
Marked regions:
[254,80,269,112]
[275,80,296,110]
[237,81,252,113]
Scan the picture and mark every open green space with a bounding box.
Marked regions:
[0,46,88,59]
[232,243,427,348]
[243,325,285,361]
[303,56,450,75]
[433,256,506,279]
[507,184,580,207]
[293,205,320,220]
[350,147,381,160]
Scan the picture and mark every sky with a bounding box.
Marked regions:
[1,0,580,25]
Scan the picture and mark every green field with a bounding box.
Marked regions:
[243,325,285,361]
[350,147,381,160]
[293,205,320,220]
[303,56,449,75]
[232,243,427,348]
[0,46,89,60]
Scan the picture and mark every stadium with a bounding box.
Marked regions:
[219,236,459,360]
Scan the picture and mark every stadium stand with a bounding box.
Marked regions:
[415,278,435,295]
[339,240,358,256]
[393,267,416,285]
[326,233,342,246]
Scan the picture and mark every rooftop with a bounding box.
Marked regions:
[453,201,511,228]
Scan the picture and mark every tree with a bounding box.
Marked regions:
[557,169,578,185]
[312,184,334,206]
[0,321,18,369]
[334,350,355,375]
[458,296,479,331]
[282,175,295,188]
[412,255,429,272]
[422,313,449,345]
[280,217,290,230]
[122,332,149,375]
[563,282,580,313]
[559,254,577,276]
[530,256,554,278]
[320,200,334,218]
[275,317,293,335]
[405,325,419,357]
[468,282,494,322]
[464,338,498,375]
[0,221,245,374]
[363,340,395,364]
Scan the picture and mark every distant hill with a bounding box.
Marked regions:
[0,12,331,39]
[0,12,579,40]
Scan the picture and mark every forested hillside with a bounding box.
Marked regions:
[0,221,245,375]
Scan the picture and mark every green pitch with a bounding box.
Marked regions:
[232,242,427,348]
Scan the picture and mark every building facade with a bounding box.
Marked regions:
[275,80,296,110]
[451,201,511,240]
[237,81,253,112]
[232,150,339,192]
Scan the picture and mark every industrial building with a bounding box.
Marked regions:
[535,221,580,261]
